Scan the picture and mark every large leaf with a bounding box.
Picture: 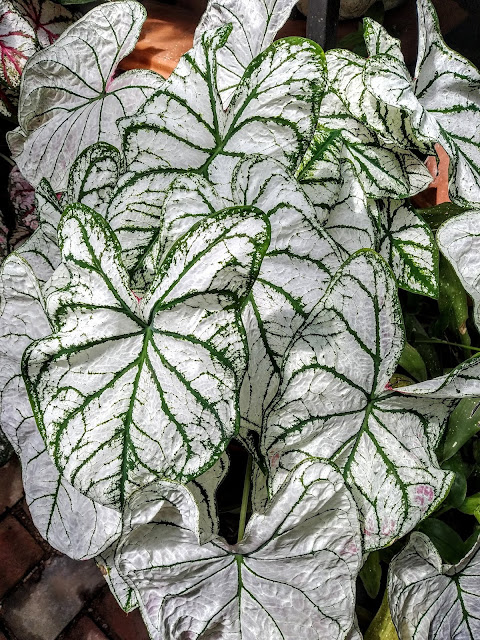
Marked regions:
[13,0,75,48]
[437,211,480,331]
[115,459,362,640]
[194,0,298,107]
[96,449,229,613]
[389,532,480,639]
[263,250,454,550]
[377,199,438,298]
[108,155,343,435]
[121,26,326,177]
[24,205,269,509]
[364,0,480,206]
[7,1,163,191]
[0,254,121,558]
[0,0,36,88]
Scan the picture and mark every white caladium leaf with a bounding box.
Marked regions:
[389,532,480,639]
[97,447,230,604]
[364,0,480,206]
[62,142,124,217]
[194,0,298,107]
[8,1,163,191]
[0,254,121,559]
[24,205,269,509]
[377,199,438,298]
[108,171,224,277]
[437,211,480,331]
[115,459,362,640]
[363,16,403,59]
[121,26,326,177]
[108,154,343,434]
[14,178,61,285]
[0,0,36,88]
[298,81,433,207]
[263,250,454,550]
[15,142,125,286]
[13,0,75,48]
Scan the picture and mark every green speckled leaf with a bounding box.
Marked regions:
[24,205,269,509]
[263,250,453,550]
[378,199,438,298]
[120,27,326,177]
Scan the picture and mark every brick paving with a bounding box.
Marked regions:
[0,455,150,640]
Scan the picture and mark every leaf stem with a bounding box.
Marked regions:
[414,338,480,353]
[237,454,253,543]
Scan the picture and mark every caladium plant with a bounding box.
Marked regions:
[2,0,480,638]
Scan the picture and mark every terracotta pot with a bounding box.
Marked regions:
[411,145,451,208]
[120,1,306,78]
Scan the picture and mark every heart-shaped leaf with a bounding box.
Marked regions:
[194,0,299,107]
[115,459,362,640]
[8,0,163,191]
[0,254,121,558]
[263,250,454,550]
[389,532,480,639]
[108,154,343,436]
[24,204,269,509]
[121,26,326,177]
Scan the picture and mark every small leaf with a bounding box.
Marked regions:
[378,200,438,298]
[398,343,427,383]
[360,551,382,600]
[441,398,480,462]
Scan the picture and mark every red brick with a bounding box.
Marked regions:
[94,589,149,640]
[0,515,43,597]
[0,555,104,640]
[64,616,108,640]
[0,457,24,515]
